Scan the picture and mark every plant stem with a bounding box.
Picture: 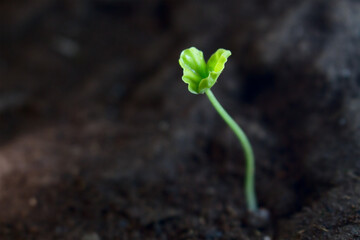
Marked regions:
[205,89,257,212]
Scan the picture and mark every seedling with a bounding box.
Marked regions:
[179,47,258,212]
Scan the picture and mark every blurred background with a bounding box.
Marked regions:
[0,0,360,239]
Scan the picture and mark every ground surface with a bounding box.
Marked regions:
[0,0,360,239]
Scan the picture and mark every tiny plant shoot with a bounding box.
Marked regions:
[179,47,258,212]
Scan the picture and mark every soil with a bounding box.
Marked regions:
[0,0,360,239]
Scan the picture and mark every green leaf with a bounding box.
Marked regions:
[179,47,207,94]
[179,47,231,94]
[207,49,232,74]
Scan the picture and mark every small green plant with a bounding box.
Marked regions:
[179,47,258,212]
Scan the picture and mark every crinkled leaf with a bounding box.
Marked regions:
[179,47,208,94]
[179,47,231,94]
[207,48,232,75]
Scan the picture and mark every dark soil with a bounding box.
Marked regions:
[0,0,360,239]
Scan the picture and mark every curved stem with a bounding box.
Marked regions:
[205,89,257,212]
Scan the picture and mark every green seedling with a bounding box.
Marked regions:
[179,47,258,212]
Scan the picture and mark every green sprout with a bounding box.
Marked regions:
[179,47,258,212]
